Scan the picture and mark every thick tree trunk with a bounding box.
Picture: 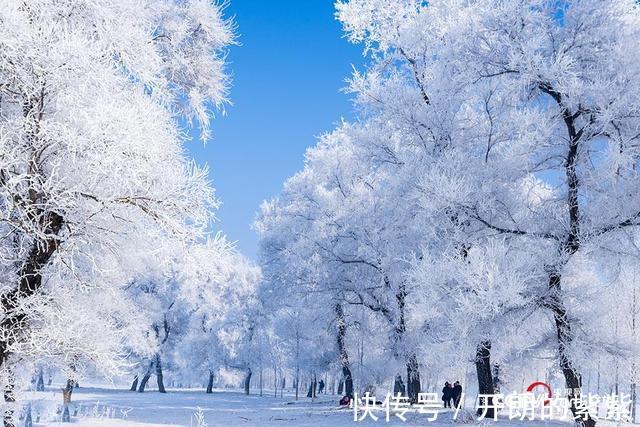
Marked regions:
[0,212,63,375]
[206,371,214,394]
[406,354,421,403]
[243,368,252,395]
[475,341,495,419]
[393,281,421,402]
[548,271,596,427]
[138,373,152,392]
[0,97,61,427]
[342,367,353,399]
[0,89,64,374]
[155,354,166,393]
[130,375,139,392]
[61,379,73,422]
[1,236,53,418]
[138,361,154,393]
[335,303,354,398]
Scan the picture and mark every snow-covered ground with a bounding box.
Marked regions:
[14,385,635,427]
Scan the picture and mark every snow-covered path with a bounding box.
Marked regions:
[36,387,354,426]
[18,386,632,427]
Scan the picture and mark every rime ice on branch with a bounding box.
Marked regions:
[0,0,234,423]
[257,1,640,424]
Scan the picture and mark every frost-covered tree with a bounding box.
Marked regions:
[256,120,436,401]
[338,0,640,423]
[0,0,233,424]
[176,237,261,393]
[256,1,640,424]
[124,242,189,394]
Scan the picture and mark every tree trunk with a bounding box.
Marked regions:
[273,365,277,398]
[0,208,61,426]
[306,374,317,398]
[206,371,214,394]
[138,361,154,393]
[631,288,638,424]
[394,281,421,402]
[631,382,637,424]
[342,367,353,398]
[492,363,501,393]
[130,375,139,392]
[295,342,300,401]
[475,341,495,419]
[548,271,596,427]
[0,92,63,381]
[280,375,284,398]
[406,353,421,403]
[243,368,252,395]
[539,85,594,426]
[155,354,166,393]
[393,374,406,395]
[36,367,45,392]
[335,303,354,398]
[61,379,73,422]
[24,403,32,427]
[337,378,344,395]
[0,212,63,374]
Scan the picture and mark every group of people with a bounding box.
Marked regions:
[441,381,462,408]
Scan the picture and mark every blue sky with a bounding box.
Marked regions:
[185,1,365,259]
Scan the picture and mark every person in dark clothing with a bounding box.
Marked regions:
[318,379,325,394]
[442,382,453,408]
[452,381,463,408]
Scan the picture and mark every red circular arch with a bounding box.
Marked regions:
[526,381,553,406]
